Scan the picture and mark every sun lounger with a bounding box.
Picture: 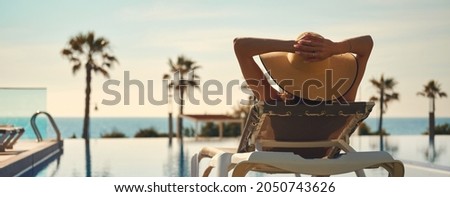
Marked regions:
[191,101,404,177]
[0,125,25,152]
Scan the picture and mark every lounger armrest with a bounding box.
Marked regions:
[262,102,375,117]
[257,139,355,152]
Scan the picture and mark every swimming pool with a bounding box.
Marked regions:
[35,138,239,177]
[34,136,450,177]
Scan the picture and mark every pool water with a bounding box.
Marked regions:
[34,136,450,177]
[35,138,239,177]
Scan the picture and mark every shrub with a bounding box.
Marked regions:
[436,123,450,135]
[199,122,241,137]
[358,122,372,135]
[200,122,219,137]
[101,128,126,138]
[358,122,388,136]
[134,127,160,137]
[184,127,196,137]
[423,123,450,135]
[224,123,241,137]
[70,133,77,139]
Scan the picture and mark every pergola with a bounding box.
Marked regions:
[180,114,244,139]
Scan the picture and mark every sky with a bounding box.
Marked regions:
[1,0,450,118]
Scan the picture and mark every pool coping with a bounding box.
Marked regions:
[0,140,63,177]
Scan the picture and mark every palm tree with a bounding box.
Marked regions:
[163,74,174,146]
[369,74,399,151]
[164,55,200,140]
[417,80,447,148]
[61,32,118,140]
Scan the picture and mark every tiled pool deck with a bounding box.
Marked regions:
[1,136,449,177]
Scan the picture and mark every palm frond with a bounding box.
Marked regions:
[385,93,399,103]
[87,32,95,49]
[418,80,447,99]
[177,55,187,65]
[93,38,109,52]
[61,49,72,56]
[71,33,87,53]
[191,65,201,70]
[63,32,116,80]
[369,79,381,88]
[69,39,83,53]
[103,54,118,63]
[69,57,80,63]
[168,59,178,72]
[93,66,110,78]
[187,80,200,87]
[369,96,378,102]
[103,62,112,68]
[72,63,81,74]
[166,55,202,94]
[384,78,397,90]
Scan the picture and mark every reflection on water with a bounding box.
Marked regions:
[368,137,399,157]
[351,135,449,168]
[177,142,189,177]
[423,143,446,163]
[426,144,437,163]
[32,136,449,177]
[163,140,190,177]
[85,139,92,177]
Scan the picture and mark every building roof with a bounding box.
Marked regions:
[180,114,242,123]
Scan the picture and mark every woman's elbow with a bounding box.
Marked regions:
[233,37,250,56]
[233,37,245,51]
[365,35,374,51]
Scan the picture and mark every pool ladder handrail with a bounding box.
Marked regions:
[30,111,61,142]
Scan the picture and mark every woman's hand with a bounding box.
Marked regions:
[293,33,335,62]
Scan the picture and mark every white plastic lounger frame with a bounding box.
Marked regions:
[191,101,404,177]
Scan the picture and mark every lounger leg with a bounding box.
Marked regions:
[201,167,213,177]
[216,153,232,177]
[0,132,10,152]
[190,153,199,177]
[7,128,24,149]
[355,169,366,177]
[231,162,254,177]
[391,162,405,177]
[381,162,404,177]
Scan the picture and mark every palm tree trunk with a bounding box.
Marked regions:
[378,86,384,151]
[429,97,435,148]
[168,112,173,146]
[82,66,92,140]
[168,87,173,146]
[177,86,184,141]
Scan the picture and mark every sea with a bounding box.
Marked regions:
[2,117,450,140]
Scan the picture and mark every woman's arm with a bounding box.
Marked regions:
[293,34,373,64]
[234,34,373,102]
[233,37,297,101]
[340,36,373,101]
[293,34,374,101]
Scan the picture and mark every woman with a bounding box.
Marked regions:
[233,32,373,103]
